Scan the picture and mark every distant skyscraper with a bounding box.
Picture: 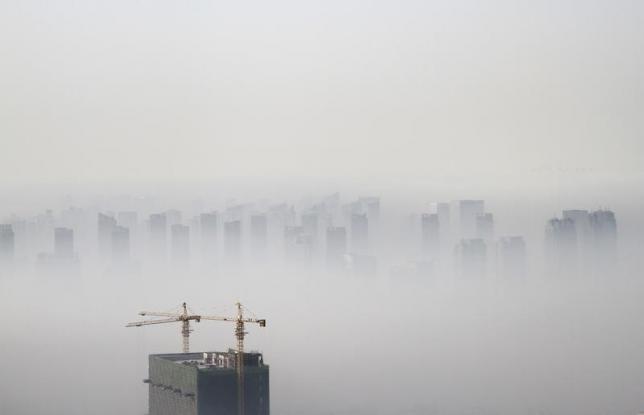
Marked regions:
[455,238,487,277]
[476,213,494,241]
[117,211,138,229]
[149,213,167,258]
[98,213,117,259]
[166,210,183,227]
[171,224,190,262]
[562,210,590,230]
[250,214,268,260]
[545,217,577,275]
[589,209,617,270]
[436,202,450,225]
[435,202,450,237]
[199,212,218,262]
[224,220,242,261]
[350,213,368,254]
[326,226,347,269]
[284,226,313,265]
[359,196,380,226]
[301,212,319,242]
[563,209,590,265]
[0,224,15,262]
[54,227,74,259]
[497,236,526,277]
[112,225,130,262]
[60,207,84,230]
[421,213,440,258]
[459,200,484,238]
[226,204,247,223]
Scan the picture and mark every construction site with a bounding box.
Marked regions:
[127,302,268,415]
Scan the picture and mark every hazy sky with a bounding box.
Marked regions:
[1,1,643,188]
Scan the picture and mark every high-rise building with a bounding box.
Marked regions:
[326,226,347,269]
[147,351,269,415]
[589,209,617,269]
[54,227,74,259]
[0,224,15,262]
[60,207,84,230]
[475,213,494,241]
[545,217,577,275]
[350,213,368,254]
[562,210,589,231]
[166,210,183,228]
[435,202,450,240]
[562,209,590,264]
[117,211,138,230]
[149,213,167,258]
[459,200,484,238]
[420,213,440,258]
[224,220,242,261]
[455,238,487,277]
[98,213,117,258]
[497,236,526,277]
[436,202,450,226]
[171,224,190,262]
[226,204,247,223]
[112,225,130,262]
[250,214,268,260]
[301,212,319,242]
[200,212,218,262]
[283,226,312,264]
[359,196,380,226]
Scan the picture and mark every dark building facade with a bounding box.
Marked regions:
[589,209,617,270]
[224,220,242,261]
[301,211,319,253]
[250,214,268,259]
[545,217,578,275]
[459,200,484,239]
[0,224,15,262]
[350,213,368,254]
[455,238,487,277]
[98,213,117,259]
[149,213,168,258]
[112,225,130,262]
[54,227,74,259]
[200,212,218,261]
[326,226,347,269]
[497,236,526,277]
[148,351,269,415]
[420,213,440,258]
[475,213,494,241]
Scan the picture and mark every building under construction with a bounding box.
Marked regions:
[147,350,269,415]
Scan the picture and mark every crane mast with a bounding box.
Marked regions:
[236,303,246,415]
[200,302,266,415]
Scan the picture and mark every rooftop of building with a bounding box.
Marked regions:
[151,350,266,371]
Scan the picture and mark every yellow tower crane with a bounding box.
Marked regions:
[199,302,266,415]
[126,302,202,353]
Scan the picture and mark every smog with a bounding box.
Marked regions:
[2,1,644,415]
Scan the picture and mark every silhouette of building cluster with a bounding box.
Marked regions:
[545,209,617,276]
[0,194,619,280]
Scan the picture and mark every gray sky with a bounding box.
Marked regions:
[1,0,643,188]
